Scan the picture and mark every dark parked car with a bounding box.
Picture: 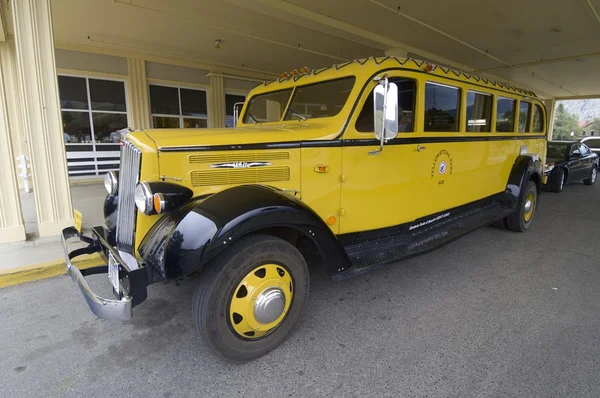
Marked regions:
[581,136,600,159]
[544,141,598,193]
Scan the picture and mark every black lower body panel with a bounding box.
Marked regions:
[335,197,513,280]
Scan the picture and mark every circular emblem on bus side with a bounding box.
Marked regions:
[439,161,447,175]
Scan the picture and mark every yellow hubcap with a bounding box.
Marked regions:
[229,264,293,339]
[523,192,535,222]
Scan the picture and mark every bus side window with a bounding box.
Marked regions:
[496,97,516,132]
[518,101,532,133]
[532,104,544,133]
[466,90,492,132]
[355,78,416,133]
[424,82,460,132]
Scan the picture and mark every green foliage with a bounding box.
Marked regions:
[553,104,580,140]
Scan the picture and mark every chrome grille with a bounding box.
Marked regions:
[116,140,141,253]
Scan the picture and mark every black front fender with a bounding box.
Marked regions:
[139,185,351,280]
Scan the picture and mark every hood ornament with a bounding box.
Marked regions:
[210,162,272,169]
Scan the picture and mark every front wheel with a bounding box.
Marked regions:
[193,234,309,362]
[506,180,537,232]
[584,166,597,186]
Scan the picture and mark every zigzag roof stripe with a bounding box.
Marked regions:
[262,57,538,98]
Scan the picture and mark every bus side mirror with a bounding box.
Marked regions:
[371,79,398,155]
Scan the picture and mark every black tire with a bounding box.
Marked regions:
[506,180,537,232]
[193,234,309,362]
[551,169,565,193]
[584,166,597,186]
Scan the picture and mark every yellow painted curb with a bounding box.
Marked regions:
[0,253,104,288]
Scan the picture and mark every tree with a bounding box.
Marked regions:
[553,103,580,140]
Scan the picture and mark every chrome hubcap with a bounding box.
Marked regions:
[524,199,532,213]
[560,175,564,189]
[254,287,286,325]
[592,169,597,182]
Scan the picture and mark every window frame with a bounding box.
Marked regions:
[242,76,357,125]
[532,103,545,133]
[569,144,582,157]
[283,76,357,121]
[242,87,294,124]
[518,100,532,133]
[494,96,517,133]
[58,73,130,178]
[465,89,493,133]
[354,76,418,134]
[424,81,462,133]
[225,90,248,127]
[148,81,209,128]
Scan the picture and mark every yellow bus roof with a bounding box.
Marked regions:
[255,57,538,99]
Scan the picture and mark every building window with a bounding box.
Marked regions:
[149,84,208,128]
[532,104,544,132]
[518,101,532,133]
[466,91,492,132]
[225,93,246,127]
[58,75,128,178]
[424,82,460,132]
[496,97,516,132]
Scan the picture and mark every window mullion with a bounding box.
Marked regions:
[84,77,99,176]
[178,88,183,128]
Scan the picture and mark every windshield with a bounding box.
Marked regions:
[243,77,356,124]
[243,89,292,123]
[284,77,356,121]
[547,142,570,159]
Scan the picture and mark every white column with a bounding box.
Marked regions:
[127,58,151,130]
[12,0,73,237]
[0,42,26,243]
[1,39,28,190]
[208,74,226,128]
[544,98,556,140]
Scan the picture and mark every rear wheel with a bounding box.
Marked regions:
[193,234,309,362]
[506,180,537,232]
[551,170,565,193]
[584,167,597,185]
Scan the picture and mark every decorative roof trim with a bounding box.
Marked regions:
[259,57,537,98]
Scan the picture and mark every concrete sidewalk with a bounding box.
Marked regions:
[0,183,106,283]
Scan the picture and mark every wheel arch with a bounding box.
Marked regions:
[138,185,351,281]
[501,154,543,208]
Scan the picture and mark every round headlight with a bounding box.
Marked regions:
[104,171,119,195]
[134,182,155,215]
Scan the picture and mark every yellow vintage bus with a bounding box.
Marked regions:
[63,57,546,362]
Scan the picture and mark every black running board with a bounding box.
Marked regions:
[334,201,513,280]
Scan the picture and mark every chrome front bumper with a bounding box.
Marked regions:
[62,226,147,321]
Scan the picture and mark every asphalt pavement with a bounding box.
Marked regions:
[2,181,600,397]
